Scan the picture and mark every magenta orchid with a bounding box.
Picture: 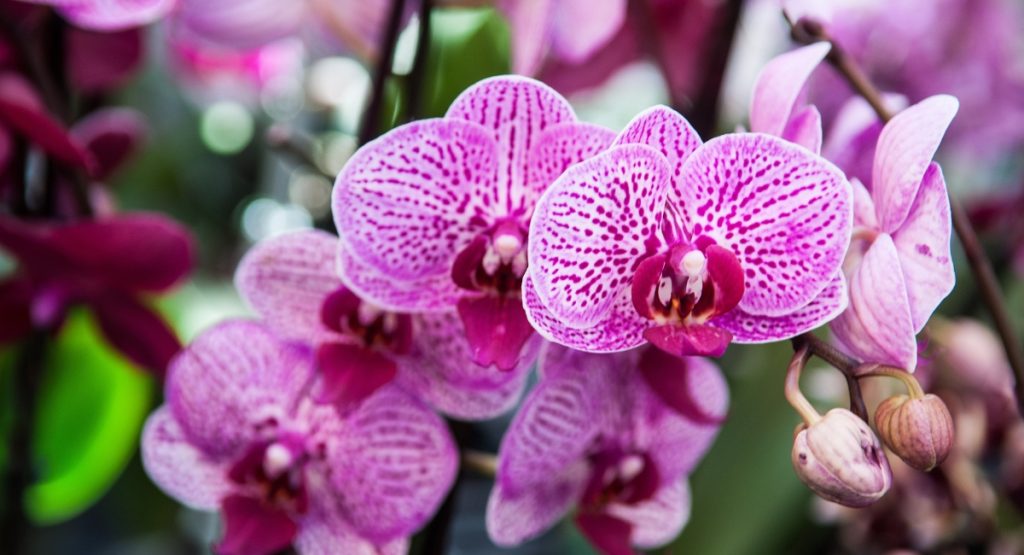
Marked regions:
[0,213,193,376]
[487,344,728,554]
[235,229,536,420]
[333,76,615,370]
[829,95,958,371]
[749,42,830,153]
[526,105,852,358]
[142,320,457,555]
[18,0,176,31]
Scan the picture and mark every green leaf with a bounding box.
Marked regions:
[1,310,153,525]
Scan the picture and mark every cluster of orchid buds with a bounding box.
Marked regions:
[4,1,1024,555]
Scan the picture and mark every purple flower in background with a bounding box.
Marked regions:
[142,320,457,555]
[487,344,728,554]
[526,106,852,358]
[749,42,830,153]
[0,213,193,376]
[18,0,176,31]
[235,230,536,420]
[333,76,615,370]
[830,95,958,371]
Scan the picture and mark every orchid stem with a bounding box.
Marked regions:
[785,345,821,425]
[856,364,926,399]
[685,0,744,137]
[357,0,408,146]
[404,0,434,122]
[788,16,1024,419]
[461,449,497,477]
[792,334,869,421]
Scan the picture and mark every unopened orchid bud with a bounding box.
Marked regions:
[792,408,892,507]
[874,393,954,472]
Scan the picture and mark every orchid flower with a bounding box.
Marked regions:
[526,106,852,358]
[0,213,193,376]
[749,42,830,153]
[829,95,958,371]
[234,229,536,420]
[487,344,728,554]
[17,0,176,31]
[333,76,615,369]
[142,320,457,555]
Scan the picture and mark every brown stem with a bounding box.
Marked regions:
[461,449,497,477]
[357,0,408,147]
[683,0,744,137]
[784,345,821,425]
[404,0,434,122]
[789,17,1024,418]
[792,334,868,421]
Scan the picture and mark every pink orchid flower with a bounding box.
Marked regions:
[0,213,193,376]
[526,106,852,358]
[333,76,616,370]
[142,320,457,555]
[18,0,176,31]
[487,344,727,554]
[234,229,537,420]
[830,95,959,371]
[749,42,830,153]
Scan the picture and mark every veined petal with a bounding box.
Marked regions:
[527,121,616,207]
[678,133,852,316]
[528,144,670,327]
[782,105,822,154]
[750,42,829,138]
[337,245,461,313]
[830,235,917,370]
[605,479,691,549]
[892,163,953,332]
[294,495,409,555]
[638,349,728,425]
[395,352,530,421]
[446,76,576,214]
[166,320,314,458]
[140,406,231,510]
[872,95,958,233]
[498,0,554,76]
[548,0,628,63]
[53,0,176,31]
[850,177,878,229]
[715,272,848,342]
[485,465,589,547]
[333,118,498,302]
[235,230,339,343]
[329,387,457,543]
[823,94,907,187]
[523,272,649,352]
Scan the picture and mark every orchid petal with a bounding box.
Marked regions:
[575,511,634,555]
[395,351,530,421]
[485,465,589,547]
[171,0,306,51]
[527,121,616,204]
[217,494,298,555]
[315,343,397,411]
[294,497,409,555]
[750,42,829,137]
[498,0,554,76]
[446,76,575,213]
[69,107,146,179]
[337,244,461,313]
[548,0,628,64]
[638,349,727,425]
[606,479,691,549]
[67,27,143,95]
[329,386,457,543]
[140,406,231,511]
[333,118,498,305]
[823,94,907,187]
[872,95,958,233]
[850,177,878,229]
[0,72,92,169]
[830,235,917,370]
[528,144,670,327]
[781,105,822,154]
[523,271,649,352]
[892,163,953,332]
[166,320,314,458]
[715,272,848,342]
[678,133,852,316]
[644,324,732,358]
[456,295,534,371]
[235,230,339,343]
[90,292,181,377]
[51,0,176,31]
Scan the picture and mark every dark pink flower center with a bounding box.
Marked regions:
[581,450,660,509]
[451,219,528,297]
[320,286,412,354]
[227,436,310,515]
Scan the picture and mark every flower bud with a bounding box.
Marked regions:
[874,393,954,471]
[792,408,892,507]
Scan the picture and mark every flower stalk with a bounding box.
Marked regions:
[357,0,409,146]
[785,345,822,425]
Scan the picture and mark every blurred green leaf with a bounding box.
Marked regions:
[10,310,153,525]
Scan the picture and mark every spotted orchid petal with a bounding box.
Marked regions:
[750,42,829,139]
[526,121,616,205]
[830,234,918,370]
[336,245,461,312]
[605,479,691,549]
[294,497,409,555]
[548,0,628,64]
[528,144,670,327]
[333,118,498,307]
[140,406,231,510]
[235,230,341,344]
[166,320,314,458]
[446,76,576,214]
[485,463,590,547]
[782,105,822,153]
[892,163,954,332]
[38,0,177,31]
[872,95,958,233]
[328,386,458,543]
[714,272,848,343]
[523,272,649,352]
[677,133,852,317]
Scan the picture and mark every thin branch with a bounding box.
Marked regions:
[684,0,744,137]
[461,449,497,477]
[792,334,868,421]
[788,17,1024,419]
[358,0,409,146]
[404,0,434,122]
[785,344,821,425]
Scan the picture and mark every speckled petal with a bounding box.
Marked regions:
[446,76,576,214]
[294,494,409,555]
[872,95,958,233]
[892,163,953,332]
[333,118,498,306]
[677,133,852,316]
[527,121,616,205]
[528,144,669,327]
[485,464,589,547]
[750,42,829,137]
[329,387,458,543]
[140,406,231,510]
[715,272,848,343]
[605,479,691,549]
[337,245,461,313]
